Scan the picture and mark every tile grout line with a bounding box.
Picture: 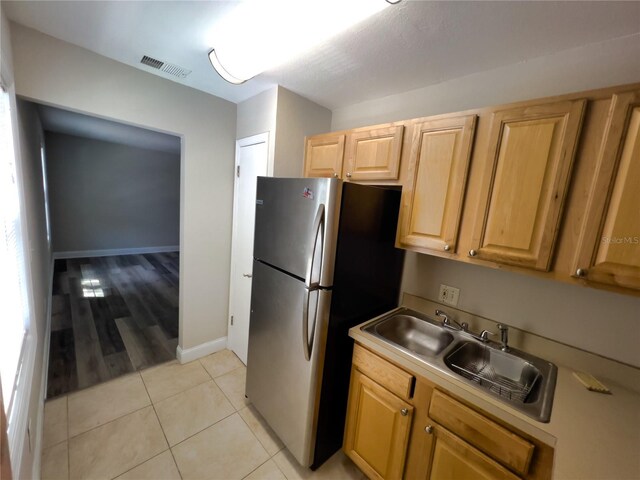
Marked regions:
[166,409,237,450]
[139,370,184,480]
[240,456,284,480]
[236,408,272,453]
[108,449,172,480]
[66,403,151,441]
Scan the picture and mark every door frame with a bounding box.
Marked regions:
[227,132,270,361]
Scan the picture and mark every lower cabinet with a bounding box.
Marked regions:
[343,369,413,480]
[344,344,553,480]
[427,425,521,480]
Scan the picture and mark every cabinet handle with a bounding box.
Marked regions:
[346,172,352,178]
[333,172,339,178]
[425,425,433,434]
[443,244,450,252]
[576,268,586,277]
[400,408,409,416]
[469,249,477,257]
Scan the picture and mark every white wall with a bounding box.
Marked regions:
[10,23,237,353]
[2,9,53,477]
[14,98,50,480]
[45,132,180,254]
[273,86,332,177]
[332,33,640,367]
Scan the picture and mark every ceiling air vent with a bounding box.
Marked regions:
[140,55,192,79]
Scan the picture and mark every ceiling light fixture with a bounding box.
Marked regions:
[208,0,394,84]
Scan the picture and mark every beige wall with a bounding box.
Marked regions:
[236,86,278,174]
[236,86,331,178]
[273,86,331,177]
[10,23,237,354]
[331,34,640,367]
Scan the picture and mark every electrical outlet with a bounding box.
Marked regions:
[439,284,460,307]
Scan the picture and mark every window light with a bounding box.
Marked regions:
[208,0,392,84]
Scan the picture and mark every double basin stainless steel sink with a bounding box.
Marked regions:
[362,308,557,423]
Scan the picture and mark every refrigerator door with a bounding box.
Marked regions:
[246,259,332,466]
[253,177,341,287]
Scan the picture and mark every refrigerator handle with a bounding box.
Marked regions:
[302,203,325,361]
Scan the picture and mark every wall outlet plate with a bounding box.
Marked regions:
[439,284,460,307]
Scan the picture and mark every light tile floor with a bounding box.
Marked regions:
[41,349,366,480]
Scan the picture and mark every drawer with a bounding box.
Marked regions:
[429,390,534,475]
[352,344,414,400]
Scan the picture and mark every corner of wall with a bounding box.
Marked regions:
[273,87,332,177]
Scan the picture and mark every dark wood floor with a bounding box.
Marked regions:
[47,252,179,398]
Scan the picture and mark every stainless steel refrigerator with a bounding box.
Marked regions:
[246,177,404,469]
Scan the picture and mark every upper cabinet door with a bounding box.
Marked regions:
[573,91,640,290]
[343,125,404,181]
[398,115,477,254]
[469,99,586,271]
[304,133,345,178]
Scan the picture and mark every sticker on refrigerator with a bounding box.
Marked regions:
[302,187,314,200]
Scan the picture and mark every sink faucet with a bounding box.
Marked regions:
[497,324,509,352]
[476,324,509,350]
[435,309,468,332]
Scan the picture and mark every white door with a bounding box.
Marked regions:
[228,133,269,364]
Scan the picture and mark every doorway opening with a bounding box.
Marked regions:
[34,103,182,397]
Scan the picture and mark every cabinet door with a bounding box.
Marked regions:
[469,99,585,270]
[304,133,345,178]
[343,125,404,181]
[428,426,521,480]
[344,369,413,480]
[398,115,477,253]
[573,91,640,290]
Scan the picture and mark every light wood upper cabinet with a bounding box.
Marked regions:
[573,91,640,290]
[304,133,345,178]
[344,369,413,480]
[398,115,477,254]
[469,99,586,271]
[343,125,404,181]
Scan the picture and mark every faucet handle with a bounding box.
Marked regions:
[479,330,495,342]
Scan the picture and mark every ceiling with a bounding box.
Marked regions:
[37,104,181,154]
[4,1,640,110]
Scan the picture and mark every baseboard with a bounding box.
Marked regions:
[53,245,180,259]
[31,256,55,479]
[176,337,227,364]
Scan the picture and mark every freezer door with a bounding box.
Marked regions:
[253,177,341,287]
[246,260,331,467]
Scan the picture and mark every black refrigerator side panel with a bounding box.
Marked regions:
[311,182,405,469]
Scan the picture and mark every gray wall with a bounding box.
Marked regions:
[332,34,640,367]
[45,132,180,254]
